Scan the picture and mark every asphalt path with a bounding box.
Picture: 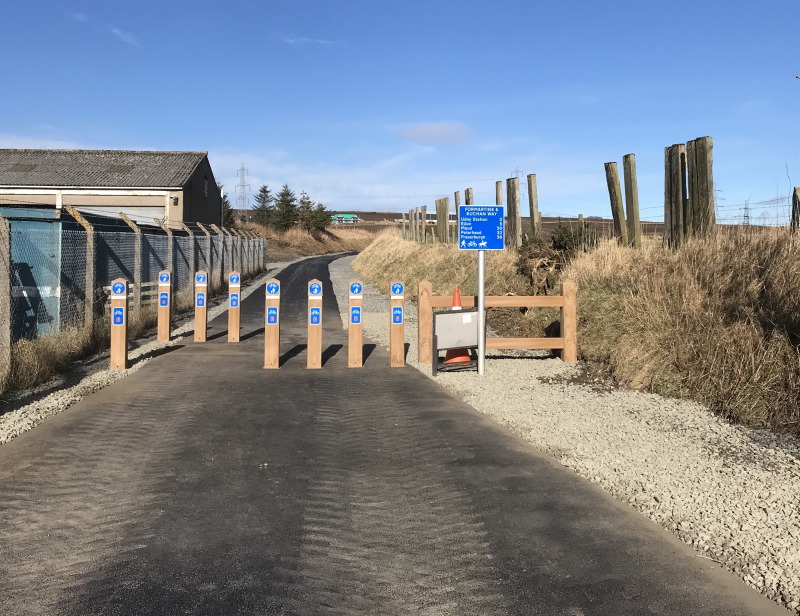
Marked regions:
[0,255,787,615]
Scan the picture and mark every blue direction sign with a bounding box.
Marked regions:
[309,282,322,295]
[196,292,205,307]
[391,282,404,296]
[111,281,126,295]
[458,205,504,250]
[349,282,363,295]
[159,292,169,307]
[230,293,239,308]
[351,306,361,324]
[310,307,321,324]
[159,272,170,283]
[195,272,207,284]
[267,306,278,324]
[267,282,279,295]
[112,307,125,325]
[393,306,403,324]
[229,273,240,285]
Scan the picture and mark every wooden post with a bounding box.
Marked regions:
[390,280,405,367]
[348,279,363,367]
[686,139,698,239]
[157,270,171,342]
[65,206,95,332]
[264,278,280,369]
[454,191,461,245]
[438,197,450,243]
[109,279,128,370]
[560,280,577,363]
[414,207,420,242]
[495,181,503,207]
[465,187,474,205]
[667,145,685,248]
[228,271,241,343]
[527,174,540,238]
[622,154,641,248]
[663,147,672,247]
[119,213,142,322]
[604,162,629,246]
[0,215,10,392]
[402,213,407,239]
[194,271,208,342]
[792,188,800,233]
[421,205,427,243]
[307,279,323,369]
[694,136,716,237]
[417,279,433,364]
[506,177,521,249]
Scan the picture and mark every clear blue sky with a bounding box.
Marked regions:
[2,1,799,222]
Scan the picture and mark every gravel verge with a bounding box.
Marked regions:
[0,258,306,446]
[330,255,800,614]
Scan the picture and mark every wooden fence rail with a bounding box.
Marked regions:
[417,280,577,365]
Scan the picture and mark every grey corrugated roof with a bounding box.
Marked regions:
[0,149,208,188]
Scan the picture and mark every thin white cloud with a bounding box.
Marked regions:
[283,37,343,45]
[109,26,139,46]
[395,123,471,145]
[0,134,80,149]
[71,13,88,22]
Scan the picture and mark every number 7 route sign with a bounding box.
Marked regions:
[458,205,504,250]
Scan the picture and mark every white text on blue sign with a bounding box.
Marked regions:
[458,205,505,250]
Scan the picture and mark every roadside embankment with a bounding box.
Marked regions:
[329,253,800,614]
[242,224,379,260]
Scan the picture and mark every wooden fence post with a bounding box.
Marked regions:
[421,205,427,242]
[119,213,142,322]
[506,176,521,249]
[560,280,577,363]
[604,162,628,246]
[465,187,474,205]
[438,197,450,243]
[402,212,407,239]
[454,191,461,244]
[527,174,540,238]
[0,214,10,392]
[414,207,420,242]
[693,136,716,237]
[417,279,433,364]
[793,188,800,233]
[622,154,641,248]
[666,145,685,248]
[65,206,95,332]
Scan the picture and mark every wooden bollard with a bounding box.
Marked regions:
[307,279,323,369]
[560,280,578,362]
[157,270,171,342]
[348,279,363,367]
[390,280,405,367]
[194,271,208,342]
[228,271,241,343]
[264,278,280,369]
[417,280,433,364]
[109,278,128,370]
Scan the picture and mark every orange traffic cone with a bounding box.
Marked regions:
[444,288,471,364]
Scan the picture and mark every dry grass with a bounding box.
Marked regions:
[243,224,378,256]
[565,228,800,433]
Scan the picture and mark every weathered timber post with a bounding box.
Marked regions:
[506,176,522,249]
[414,207,420,242]
[402,212,407,239]
[0,214,10,392]
[603,163,629,245]
[560,280,577,363]
[454,191,461,244]
[793,188,800,233]
[438,197,450,243]
[119,213,142,322]
[665,145,686,248]
[622,154,641,248]
[421,205,427,243]
[65,205,95,331]
[465,187,474,205]
[417,279,433,364]
[496,181,503,207]
[527,174,540,238]
[154,218,174,274]
[692,136,716,237]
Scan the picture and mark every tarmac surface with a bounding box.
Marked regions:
[0,254,788,615]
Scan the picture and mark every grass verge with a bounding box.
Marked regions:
[243,224,378,257]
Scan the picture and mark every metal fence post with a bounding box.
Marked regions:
[0,214,11,392]
[65,206,95,332]
[119,213,142,322]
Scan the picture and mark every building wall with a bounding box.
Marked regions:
[182,157,221,226]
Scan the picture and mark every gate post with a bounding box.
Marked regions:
[417,279,433,364]
[560,280,577,363]
[348,279,363,367]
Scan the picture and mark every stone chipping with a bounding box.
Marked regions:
[330,255,800,614]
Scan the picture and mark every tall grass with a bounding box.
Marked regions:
[243,224,377,255]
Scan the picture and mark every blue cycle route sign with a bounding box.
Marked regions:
[309,282,322,295]
[195,272,207,284]
[458,205,504,250]
[267,306,278,324]
[112,307,125,325]
[391,282,404,295]
[349,282,362,295]
[159,292,169,307]
[393,306,403,324]
[310,307,321,324]
[229,273,240,284]
[230,293,239,308]
[267,282,279,295]
[111,281,126,295]
[159,272,170,283]
[196,292,205,307]
[351,306,361,324]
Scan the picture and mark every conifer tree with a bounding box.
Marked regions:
[273,184,298,231]
[297,191,315,231]
[311,203,333,230]
[219,182,235,227]
[252,184,275,227]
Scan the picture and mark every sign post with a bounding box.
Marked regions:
[110,278,128,370]
[157,270,171,342]
[264,278,280,369]
[194,271,208,342]
[348,280,363,367]
[307,279,323,369]
[458,205,504,375]
[228,271,241,343]
[390,281,405,367]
